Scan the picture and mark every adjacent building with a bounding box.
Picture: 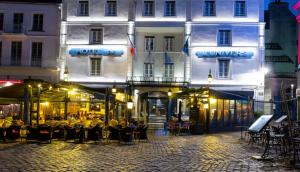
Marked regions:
[0,0,62,83]
[265,1,297,119]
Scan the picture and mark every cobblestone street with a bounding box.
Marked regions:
[0,131,297,172]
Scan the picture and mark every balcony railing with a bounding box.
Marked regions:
[2,25,26,34]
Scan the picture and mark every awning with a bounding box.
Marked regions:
[210,90,254,100]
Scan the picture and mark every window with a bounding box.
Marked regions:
[218,59,230,78]
[164,36,175,52]
[90,58,101,76]
[144,1,154,16]
[32,14,43,31]
[0,13,3,31]
[164,1,176,16]
[144,63,153,78]
[164,63,174,78]
[90,29,103,44]
[13,13,23,33]
[78,1,89,16]
[106,1,117,16]
[31,42,42,67]
[218,30,231,46]
[204,1,215,16]
[11,41,22,66]
[235,1,246,17]
[145,36,154,51]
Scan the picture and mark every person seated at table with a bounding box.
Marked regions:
[109,119,118,127]
[119,119,128,128]
[129,120,137,130]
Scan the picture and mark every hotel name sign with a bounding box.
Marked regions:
[196,50,254,59]
[69,48,124,57]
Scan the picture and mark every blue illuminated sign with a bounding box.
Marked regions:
[69,48,124,57]
[196,51,254,59]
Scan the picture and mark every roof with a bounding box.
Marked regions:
[0,0,62,3]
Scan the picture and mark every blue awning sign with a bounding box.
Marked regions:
[196,51,254,59]
[69,48,124,57]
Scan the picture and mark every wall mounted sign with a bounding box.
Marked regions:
[69,48,124,57]
[196,51,254,59]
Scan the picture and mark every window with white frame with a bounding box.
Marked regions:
[78,1,89,16]
[143,1,154,16]
[0,13,3,31]
[164,63,174,78]
[31,42,42,67]
[13,13,23,33]
[106,1,117,16]
[164,1,176,16]
[218,30,231,46]
[90,57,102,76]
[145,36,154,51]
[90,29,103,44]
[204,1,215,16]
[164,36,175,52]
[11,41,22,66]
[235,1,246,16]
[32,14,43,31]
[144,63,154,78]
[218,59,230,78]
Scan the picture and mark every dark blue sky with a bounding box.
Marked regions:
[265,0,298,11]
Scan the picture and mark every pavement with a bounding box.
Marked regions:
[0,131,297,172]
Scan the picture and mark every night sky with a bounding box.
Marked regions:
[265,0,298,11]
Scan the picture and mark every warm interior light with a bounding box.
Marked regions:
[127,101,133,109]
[49,86,52,90]
[38,84,42,88]
[3,82,13,87]
[204,104,209,109]
[209,98,217,104]
[112,85,117,93]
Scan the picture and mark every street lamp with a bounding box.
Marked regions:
[208,69,213,84]
[112,84,117,94]
[64,67,69,81]
[291,84,295,98]
[168,89,172,97]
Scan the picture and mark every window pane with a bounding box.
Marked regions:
[165,1,175,16]
[13,13,23,33]
[90,58,101,76]
[235,1,246,16]
[79,1,89,16]
[106,1,117,16]
[32,14,43,31]
[144,63,154,78]
[204,1,215,16]
[219,30,231,46]
[0,42,2,66]
[90,29,103,44]
[0,13,3,31]
[145,36,154,51]
[31,42,42,67]
[164,36,174,52]
[144,1,154,16]
[11,41,22,66]
[218,60,230,78]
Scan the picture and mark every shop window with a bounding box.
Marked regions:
[106,1,117,16]
[164,1,176,16]
[32,14,43,31]
[31,42,43,67]
[11,41,22,66]
[0,13,3,31]
[90,57,102,76]
[218,59,230,79]
[204,1,215,16]
[218,30,231,46]
[144,63,153,78]
[90,29,103,44]
[145,36,155,51]
[164,36,174,52]
[144,1,154,16]
[78,1,89,16]
[234,1,246,17]
[13,13,23,33]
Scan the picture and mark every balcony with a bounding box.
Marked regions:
[128,52,190,85]
[1,25,26,35]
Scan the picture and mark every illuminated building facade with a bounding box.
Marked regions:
[0,0,62,83]
[61,0,265,130]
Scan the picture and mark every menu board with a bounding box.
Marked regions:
[248,115,273,133]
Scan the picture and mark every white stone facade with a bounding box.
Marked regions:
[62,0,265,101]
[0,1,61,82]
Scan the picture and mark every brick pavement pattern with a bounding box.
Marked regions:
[0,131,297,172]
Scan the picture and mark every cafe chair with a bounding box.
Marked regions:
[52,125,65,140]
[119,127,134,144]
[65,126,76,141]
[6,125,21,140]
[38,124,52,143]
[87,125,102,143]
[108,126,120,141]
[26,126,39,142]
[136,126,148,141]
